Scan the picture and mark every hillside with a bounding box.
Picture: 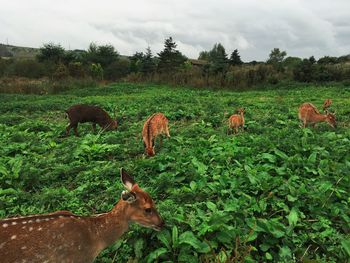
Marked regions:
[0,44,39,59]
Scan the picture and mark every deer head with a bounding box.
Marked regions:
[325,112,337,128]
[120,168,163,230]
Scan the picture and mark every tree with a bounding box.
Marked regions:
[157,37,187,73]
[198,51,209,61]
[85,43,119,68]
[37,43,65,64]
[267,48,287,64]
[141,47,156,75]
[208,43,229,74]
[229,49,243,66]
[130,52,144,73]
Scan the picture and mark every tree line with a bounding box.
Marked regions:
[0,37,350,90]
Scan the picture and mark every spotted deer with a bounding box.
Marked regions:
[298,103,336,128]
[142,113,170,156]
[65,104,118,136]
[228,108,245,134]
[0,169,164,263]
[323,99,333,112]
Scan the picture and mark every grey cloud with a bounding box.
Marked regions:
[1,0,349,61]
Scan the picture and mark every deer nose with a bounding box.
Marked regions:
[157,218,165,229]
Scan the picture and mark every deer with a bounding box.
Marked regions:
[228,108,245,134]
[298,102,336,128]
[65,104,118,137]
[323,99,333,112]
[0,169,164,263]
[142,113,170,156]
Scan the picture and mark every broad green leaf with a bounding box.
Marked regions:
[179,231,210,253]
[341,239,350,256]
[287,208,298,227]
[146,247,168,263]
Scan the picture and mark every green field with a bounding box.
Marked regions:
[1,83,350,262]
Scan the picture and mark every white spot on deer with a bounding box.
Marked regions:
[11,235,17,240]
[28,220,33,223]
[22,226,26,229]
[45,218,50,222]
[2,223,8,228]
[22,221,27,224]
[60,223,65,228]
[21,246,27,250]
[38,227,43,231]
[0,242,6,249]
[29,227,34,231]
[11,221,17,225]
[21,260,27,263]
[36,219,41,223]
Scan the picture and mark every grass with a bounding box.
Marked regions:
[0,83,350,262]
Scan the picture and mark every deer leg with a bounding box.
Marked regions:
[92,123,97,133]
[165,126,170,138]
[160,136,163,147]
[73,124,79,137]
[66,124,72,136]
[235,127,238,134]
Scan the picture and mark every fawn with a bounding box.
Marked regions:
[298,103,336,128]
[142,113,170,156]
[0,169,164,263]
[228,108,245,134]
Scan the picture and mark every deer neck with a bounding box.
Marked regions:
[89,200,130,254]
[314,113,327,122]
[240,113,245,123]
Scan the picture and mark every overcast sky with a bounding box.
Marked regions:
[1,0,349,61]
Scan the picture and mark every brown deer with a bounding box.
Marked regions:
[0,169,164,263]
[142,113,170,156]
[228,108,245,134]
[323,99,333,112]
[65,104,118,136]
[298,103,336,128]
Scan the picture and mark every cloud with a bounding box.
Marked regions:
[1,0,349,61]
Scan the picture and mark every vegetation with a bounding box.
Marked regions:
[1,83,349,262]
[1,38,350,94]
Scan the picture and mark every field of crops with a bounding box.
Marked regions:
[1,83,350,262]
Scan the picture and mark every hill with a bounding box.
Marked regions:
[0,44,39,59]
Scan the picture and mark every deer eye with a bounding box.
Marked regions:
[145,208,152,214]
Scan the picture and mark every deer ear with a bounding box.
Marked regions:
[120,168,136,191]
[121,190,137,203]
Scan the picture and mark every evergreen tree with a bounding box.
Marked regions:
[130,52,144,73]
[157,37,186,73]
[141,47,156,75]
[229,49,243,66]
[208,43,228,74]
[198,51,209,60]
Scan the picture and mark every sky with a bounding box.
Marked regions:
[1,0,349,61]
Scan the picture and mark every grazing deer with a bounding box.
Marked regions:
[323,99,333,112]
[65,104,118,136]
[0,169,164,263]
[298,103,336,128]
[142,113,170,156]
[228,108,245,134]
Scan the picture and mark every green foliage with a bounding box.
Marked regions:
[37,43,65,64]
[229,49,243,66]
[89,63,104,80]
[84,43,119,68]
[157,37,187,73]
[267,48,287,64]
[1,83,350,262]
